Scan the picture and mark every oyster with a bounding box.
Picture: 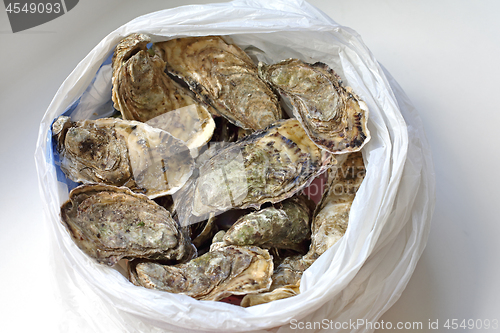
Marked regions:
[241,152,366,306]
[189,119,334,219]
[309,151,365,258]
[52,116,194,198]
[52,115,132,187]
[213,195,314,252]
[60,184,193,266]
[267,254,314,293]
[129,245,273,301]
[259,59,370,153]
[240,256,309,307]
[112,34,215,151]
[153,36,282,130]
[241,281,300,307]
[112,33,150,81]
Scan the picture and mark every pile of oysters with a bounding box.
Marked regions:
[53,34,370,306]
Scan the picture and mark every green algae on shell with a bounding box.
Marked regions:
[60,184,194,266]
[217,195,314,252]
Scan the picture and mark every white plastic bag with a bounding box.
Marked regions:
[34,0,435,331]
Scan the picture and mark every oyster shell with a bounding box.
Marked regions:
[258,59,370,153]
[60,184,193,266]
[129,245,273,301]
[241,281,300,307]
[52,116,194,198]
[112,33,150,82]
[269,255,314,291]
[145,105,214,153]
[52,115,132,187]
[309,151,365,258]
[112,34,215,151]
[241,152,366,306]
[240,255,309,307]
[190,119,334,219]
[214,195,314,252]
[153,36,282,130]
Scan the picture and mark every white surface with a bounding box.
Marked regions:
[0,0,498,332]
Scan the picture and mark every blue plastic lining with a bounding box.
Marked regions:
[48,50,115,191]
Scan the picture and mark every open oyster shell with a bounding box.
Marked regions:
[259,59,370,153]
[52,116,194,198]
[60,184,193,266]
[129,245,273,301]
[153,36,282,130]
[188,119,335,220]
[212,195,314,252]
[112,34,215,151]
[241,152,365,306]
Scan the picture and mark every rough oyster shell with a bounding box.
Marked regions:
[259,59,370,153]
[240,255,309,307]
[269,255,314,291]
[153,36,282,130]
[52,116,194,198]
[241,152,365,306]
[213,195,314,252]
[112,33,150,83]
[129,245,273,301]
[188,119,334,220]
[241,281,300,307]
[309,151,365,257]
[111,34,215,151]
[60,184,193,266]
[52,115,132,187]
